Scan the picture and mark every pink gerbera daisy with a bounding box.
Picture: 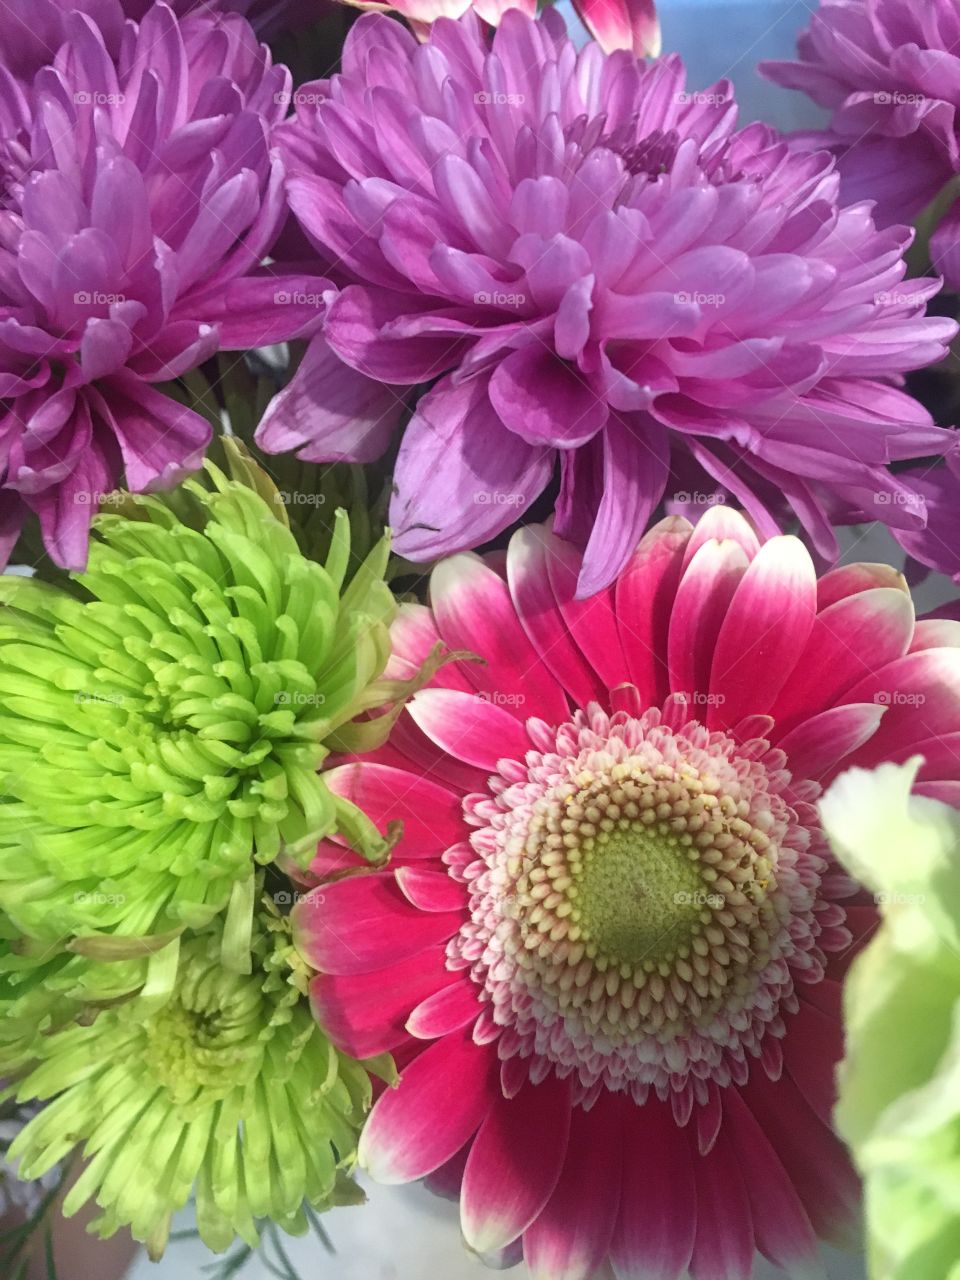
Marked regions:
[293,506,960,1279]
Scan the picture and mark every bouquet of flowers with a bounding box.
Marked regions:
[0,1,957,1277]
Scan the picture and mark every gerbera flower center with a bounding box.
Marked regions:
[451,699,828,1110]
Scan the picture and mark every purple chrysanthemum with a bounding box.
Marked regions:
[0,0,328,82]
[0,2,330,569]
[764,0,960,286]
[258,8,957,597]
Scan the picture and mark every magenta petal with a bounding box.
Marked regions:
[407,688,532,770]
[395,866,468,913]
[776,702,885,784]
[391,375,554,562]
[489,345,608,448]
[611,1098,696,1280]
[668,539,750,702]
[688,1121,755,1280]
[324,763,466,860]
[360,1031,497,1183]
[575,411,671,598]
[708,536,817,729]
[742,1071,860,1249]
[256,336,404,464]
[506,526,608,709]
[182,273,330,349]
[406,977,480,1040]
[771,587,915,732]
[615,516,691,707]
[99,375,210,492]
[291,875,465,976]
[723,1089,821,1275]
[461,1073,573,1254]
[523,1091,623,1280]
[430,551,570,725]
[309,947,453,1059]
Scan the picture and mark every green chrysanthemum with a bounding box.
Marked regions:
[0,443,424,986]
[5,894,387,1259]
[820,758,960,1280]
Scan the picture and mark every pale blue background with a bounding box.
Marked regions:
[131,4,856,1277]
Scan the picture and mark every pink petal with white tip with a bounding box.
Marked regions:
[507,526,607,709]
[384,602,475,691]
[461,1073,573,1254]
[776,703,885,784]
[610,1098,696,1280]
[406,977,480,1039]
[771,587,915,731]
[840,648,960,761]
[723,1090,823,1277]
[688,1122,755,1280]
[679,504,758,574]
[546,530,630,690]
[571,0,661,57]
[523,1091,624,1280]
[324,763,465,860]
[668,539,750,700]
[407,687,531,769]
[396,866,468,912]
[615,516,691,707]
[708,536,817,729]
[910,617,960,651]
[430,552,569,723]
[360,1031,498,1183]
[816,562,908,611]
[291,874,465,975]
[309,947,454,1058]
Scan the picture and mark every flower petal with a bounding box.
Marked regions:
[523,1090,623,1280]
[407,688,531,769]
[292,875,465,976]
[461,1072,573,1254]
[708,536,817,729]
[309,948,453,1058]
[430,552,569,724]
[359,1031,498,1183]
